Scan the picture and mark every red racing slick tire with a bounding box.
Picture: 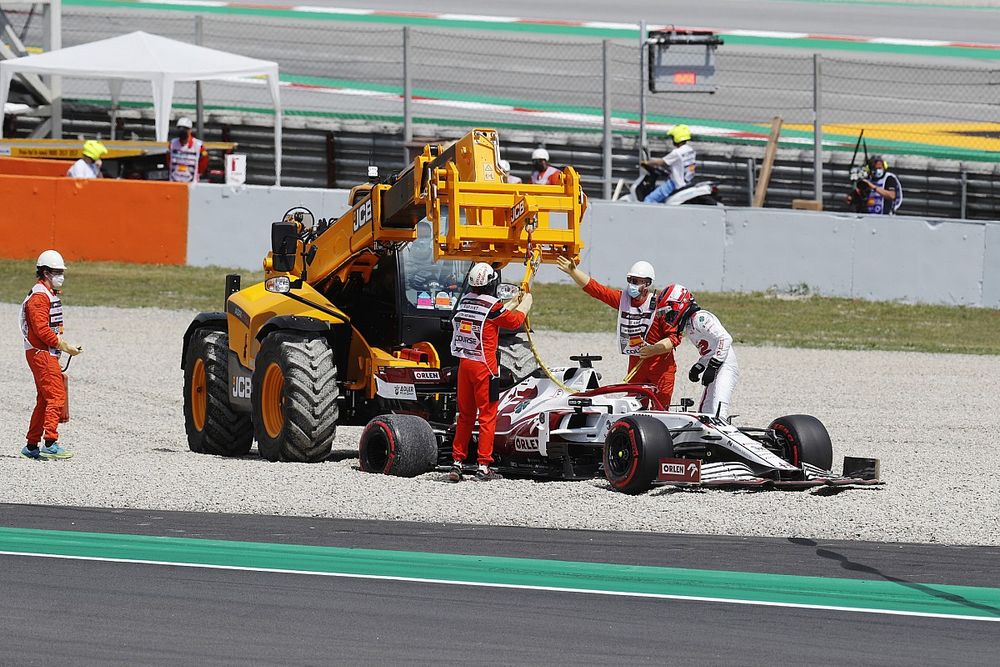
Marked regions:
[603,415,674,495]
[769,414,833,470]
[359,414,438,477]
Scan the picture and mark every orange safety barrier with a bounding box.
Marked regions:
[0,175,189,265]
[0,157,75,177]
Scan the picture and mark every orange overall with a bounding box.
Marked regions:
[451,302,526,466]
[583,278,681,406]
[20,282,65,444]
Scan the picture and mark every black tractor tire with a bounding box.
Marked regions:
[603,415,674,495]
[252,332,338,463]
[183,329,253,457]
[498,331,540,386]
[769,414,833,470]
[358,414,438,477]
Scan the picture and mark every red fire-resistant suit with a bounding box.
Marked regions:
[583,278,681,406]
[451,302,527,466]
[21,281,66,444]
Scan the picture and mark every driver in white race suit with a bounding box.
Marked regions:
[641,125,696,203]
[656,284,740,419]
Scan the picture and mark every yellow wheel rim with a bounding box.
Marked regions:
[261,362,285,439]
[190,358,207,432]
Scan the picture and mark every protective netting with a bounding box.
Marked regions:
[3,7,997,156]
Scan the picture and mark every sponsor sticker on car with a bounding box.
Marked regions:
[375,376,417,401]
[514,436,539,452]
[657,457,701,483]
[413,370,440,382]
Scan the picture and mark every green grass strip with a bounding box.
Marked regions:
[2,260,999,355]
[1,526,998,620]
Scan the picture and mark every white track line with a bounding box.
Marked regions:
[1,550,997,623]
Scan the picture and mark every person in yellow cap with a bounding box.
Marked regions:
[641,124,696,203]
[66,140,107,179]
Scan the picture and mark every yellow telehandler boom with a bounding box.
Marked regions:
[265,128,586,286]
[182,129,587,463]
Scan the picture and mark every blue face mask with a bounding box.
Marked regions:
[627,283,642,299]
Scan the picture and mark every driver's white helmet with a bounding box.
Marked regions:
[468,262,497,287]
[626,260,655,282]
[36,249,66,270]
[531,148,549,162]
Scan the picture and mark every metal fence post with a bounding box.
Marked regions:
[960,169,968,219]
[195,15,205,138]
[402,26,412,164]
[638,20,647,160]
[813,53,822,204]
[746,158,756,207]
[602,40,612,200]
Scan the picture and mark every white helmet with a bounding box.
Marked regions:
[531,148,550,162]
[498,159,511,172]
[36,249,66,270]
[626,260,654,282]
[176,116,194,129]
[468,262,498,287]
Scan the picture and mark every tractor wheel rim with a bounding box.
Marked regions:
[191,358,207,432]
[261,363,285,439]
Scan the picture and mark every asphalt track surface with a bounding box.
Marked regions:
[197,0,1000,45]
[1,505,998,665]
[31,0,995,159]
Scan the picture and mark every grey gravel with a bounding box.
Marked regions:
[2,303,998,546]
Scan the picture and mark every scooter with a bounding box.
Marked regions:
[614,158,722,206]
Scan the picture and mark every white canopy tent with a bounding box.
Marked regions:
[0,31,283,184]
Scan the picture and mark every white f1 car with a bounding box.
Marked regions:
[358,355,882,494]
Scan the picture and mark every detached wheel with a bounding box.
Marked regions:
[769,414,833,470]
[603,415,673,495]
[359,414,438,477]
[183,329,252,456]
[252,332,339,463]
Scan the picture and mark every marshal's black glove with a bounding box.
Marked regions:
[688,363,704,383]
[701,358,723,386]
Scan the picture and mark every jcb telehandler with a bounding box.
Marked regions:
[182,129,587,462]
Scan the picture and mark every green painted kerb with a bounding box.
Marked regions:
[2,527,998,619]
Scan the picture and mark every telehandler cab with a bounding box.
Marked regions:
[182,129,587,462]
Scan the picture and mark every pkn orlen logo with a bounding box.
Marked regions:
[658,459,700,483]
[661,462,686,476]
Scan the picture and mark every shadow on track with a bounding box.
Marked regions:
[789,537,1000,618]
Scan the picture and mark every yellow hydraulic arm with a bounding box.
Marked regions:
[264,128,587,286]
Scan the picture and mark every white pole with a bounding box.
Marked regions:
[43,0,62,138]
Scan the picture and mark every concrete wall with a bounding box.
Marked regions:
[983,223,1000,309]
[538,202,999,307]
[186,184,349,269]
[184,187,1000,307]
